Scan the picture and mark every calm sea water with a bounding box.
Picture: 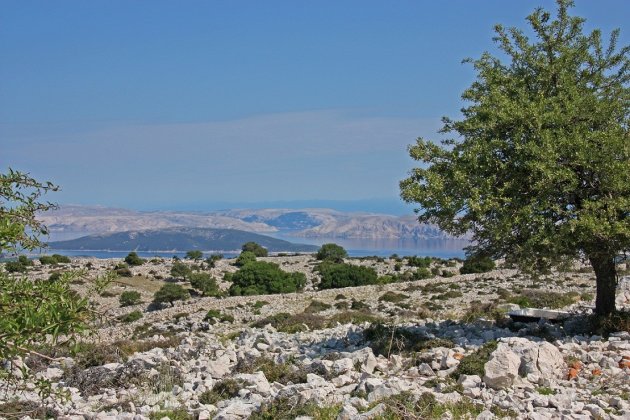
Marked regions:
[32,237,469,260]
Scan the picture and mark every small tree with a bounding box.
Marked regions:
[235,251,257,267]
[189,272,220,296]
[171,261,193,280]
[153,283,189,306]
[119,290,142,307]
[317,262,378,290]
[316,243,348,262]
[242,241,268,257]
[400,0,629,315]
[124,251,145,266]
[186,250,204,261]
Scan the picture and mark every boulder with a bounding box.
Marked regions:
[483,344,521,389]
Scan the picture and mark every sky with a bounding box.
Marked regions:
[1,0,628,215]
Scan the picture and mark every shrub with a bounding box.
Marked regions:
[317,262,378,290]
[379,292,409,303]
[304,300,332,313]
[4,260,27,273]
[189,272,220,296]
[17,255,33,267]
[453,341,498,379]
[242,242,268,257]
[116,267,133,277]
[153,284,189,306]
[199,378,249,405]
[118,310,143,323]
[185,250,203,261]
[316,243,348,262]
[206,253,223,268]
[119,290,142,307]
[250,396,341,420]
[407,256,432,268]
[204,309,234,324]
[460,255,495,274]
[235,251,257,267]
[39,254,71,265]
[507,290,575,309]
[124,252,145,266]
[170,261,192,279]
[229,261,306,296]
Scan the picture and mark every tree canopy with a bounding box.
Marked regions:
[400,0,629,315]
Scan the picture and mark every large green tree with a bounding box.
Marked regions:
[400,0,629,315]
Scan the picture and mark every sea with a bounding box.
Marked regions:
[25,237,469,260]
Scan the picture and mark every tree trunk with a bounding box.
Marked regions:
[589,253,617,316]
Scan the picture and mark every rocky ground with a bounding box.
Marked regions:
[1,254,630,420]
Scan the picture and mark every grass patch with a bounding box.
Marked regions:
[199,378,248,405]
[204,309,235,324]
[379,291,410,303]
[148,407,192,420]
[304,299,332,313]
[234,356,330,384]
[364,324,455,357]
[507,290,577,309]
[453,341,498,379]
[250,396,341,420]
[118,310,143,323]
[113,275,166,293]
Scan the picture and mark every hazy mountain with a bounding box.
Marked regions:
[48,227,318,253]
[39,205,466,241]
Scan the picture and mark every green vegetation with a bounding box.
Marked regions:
[316,243,348,262]
[242,241,268,257]
[399,0,630,315]
[453,341,498,379]
[506,290,576,309]
[118,310,143,323]
[124,251,145,266]
[364,324,455,357]
[170,261,193,280]
[235,250,257,267]
[228,261,306,296]
[119,290,142,307]
[39,254,71,265]
[317,262,378,290]
[153,283,189,306]
[185,250,203,260]
[199,378,248,405]
[188,272,220,296]
[460,255,495,274]
[206,253,223,267]
[304,299,332,313]
[204,309,234,324]
[379,291,410,303]
[250,396,341,420]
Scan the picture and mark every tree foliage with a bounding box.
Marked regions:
[400,0,629,314]
[0,169,58,253]
[170,261,193,280]
[185,250,204,261]
[124,251,145,266]
[242,241,268,257]
[228,261,306,296]
[189,272,220,296]
[235,250,257,267]
[153,283,189,306]
[317,262,378,290]
[316,243,348,262]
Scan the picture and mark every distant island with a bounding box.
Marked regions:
[47,227,319,253]
[39,205,467,242]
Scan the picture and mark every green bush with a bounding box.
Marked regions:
[185,250,203,260]
[39,254,71,265]
[204,309,234,324]
[317,262,378,290]
[460,255,496,274]
[229,261,306,296]
[170,261,192,279]
[17,256,33,267]
[189,272,220,296]
[316,243,348,262]
[4,261,27,273]
[206,254,223,268]
[235,251,257,267]
[453,341,498,379]
[199,378,248,405]
[124,252,145,266]
[119,290,142,307]
[242,242,268,257]
[153,284,189,306]
[116,267,133,277]
[118,310,143,323]
[407,256,432,268]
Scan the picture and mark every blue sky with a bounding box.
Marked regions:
[2,1,628,214]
